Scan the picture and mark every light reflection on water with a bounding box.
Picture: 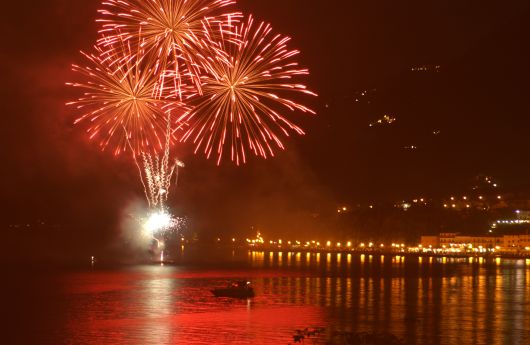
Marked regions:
[10,252,530,344]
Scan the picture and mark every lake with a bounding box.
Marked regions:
[5,249,530,344]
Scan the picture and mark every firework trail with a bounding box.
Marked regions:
[138,112,186,208]
[96,0,242,96]
[177,15,317,165]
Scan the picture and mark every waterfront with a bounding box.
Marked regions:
[6,250,530,344]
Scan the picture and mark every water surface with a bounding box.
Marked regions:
[6,251,530,344]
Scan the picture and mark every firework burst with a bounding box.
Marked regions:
[96,0,242,95]
[177,15,317,165]
[66,41,188,156]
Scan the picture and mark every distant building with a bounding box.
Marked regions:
[503,235,530,252]
[420,232,530,252]
[440,234,501,249]
[439,233,458,246]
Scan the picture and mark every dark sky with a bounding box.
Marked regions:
[2,1,530,244]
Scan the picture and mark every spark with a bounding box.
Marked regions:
[178,15,317,165]
[141,209,187,254]
[144,210,173,234]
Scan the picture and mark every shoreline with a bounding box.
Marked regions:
[244,247,530,260]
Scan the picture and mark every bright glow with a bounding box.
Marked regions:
[144,210,173,234]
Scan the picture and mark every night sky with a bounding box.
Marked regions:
[2,1,530,249]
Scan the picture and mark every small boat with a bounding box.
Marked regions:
[211,281,255,298]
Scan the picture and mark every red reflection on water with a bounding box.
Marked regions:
[15,254,530,345]
[62,266,327,344]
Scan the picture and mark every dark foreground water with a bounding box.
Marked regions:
[5,250,530,344]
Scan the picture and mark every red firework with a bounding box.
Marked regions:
[66,41,188,156]
[96,0,242,96]
[177,15,317,165]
